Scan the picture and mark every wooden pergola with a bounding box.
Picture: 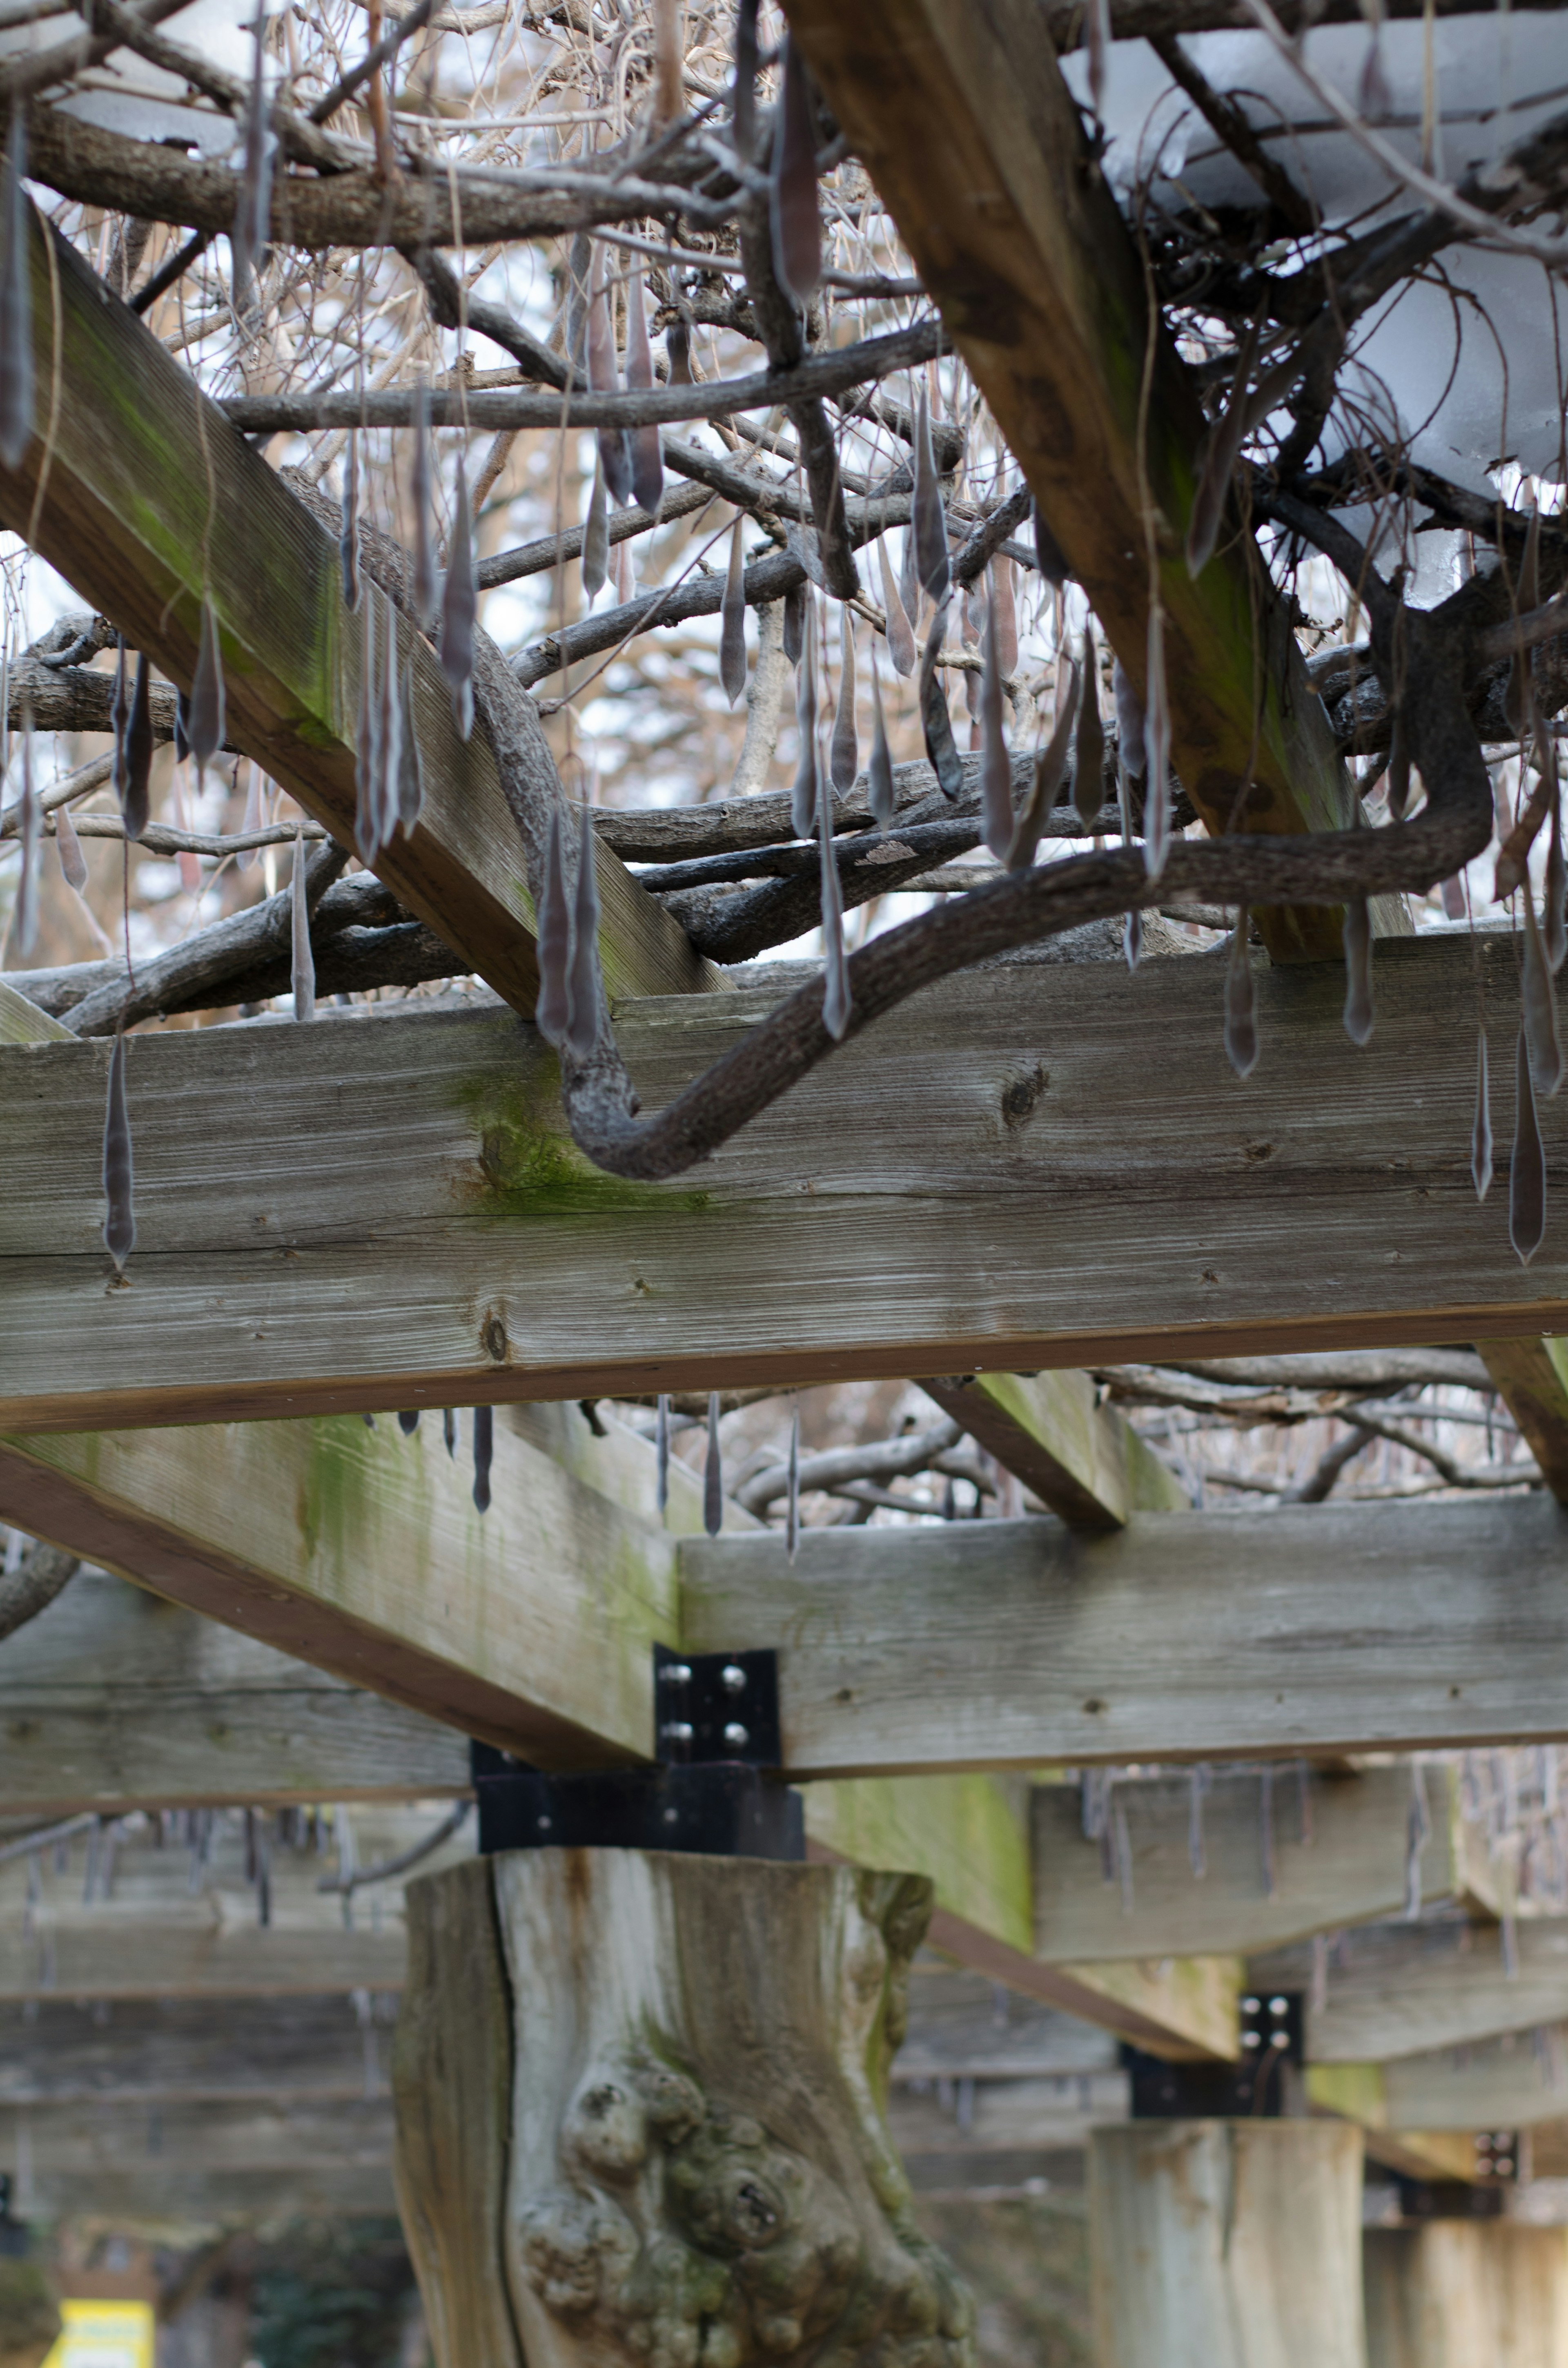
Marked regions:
[3,0,1568,2359]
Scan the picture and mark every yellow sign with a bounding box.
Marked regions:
[40,2299,155,2368]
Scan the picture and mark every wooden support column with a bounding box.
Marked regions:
[1478,1338,1568,1501]
[1090,2122,1367,2368]
[1364,2225,1568,2368]
[393,1853,976,2368]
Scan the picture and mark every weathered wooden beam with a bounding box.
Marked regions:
[0,1995,399,2105]
[806,1776,1240,2059]
[1,2160,399,2228]
[1309,2036,1568,2134]
[0,1569,469,1814]
[1478,1338,1568,1503]
[922,1372,1188,1527]
[3,935,1566,1432]
[681,1495,1568,1775]
[780,0,1388,964]
[0,1402,683,1766]
[1030,1766,1462,1961]
[0,205,715,1014]
[1254,1920,1568,2063]
[0,2096,396,2176]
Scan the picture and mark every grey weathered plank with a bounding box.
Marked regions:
[0,1994,397,2104]
[1031,1766,1461,1962]
[0,1570,469,1813]
[1253,1920,1568,2063]
[680,1496,1568,1774]
[2,933,1567,1432]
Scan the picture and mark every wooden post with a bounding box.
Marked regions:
[393,1851,975,2368]
[1089,2122,1366,2368]
[1364,2224,1568,2367]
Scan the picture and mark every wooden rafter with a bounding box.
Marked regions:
[0,207,715,1012]
[780,0,1392,963]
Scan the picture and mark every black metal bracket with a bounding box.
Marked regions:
[1126,1990,1303,2119]
[1393,2177,1508,2221]
[653,1645,782,1768]
[470,1749,804,1860]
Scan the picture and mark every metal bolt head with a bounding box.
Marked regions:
[721,1663,747,1694]
[722,1721,750,1750]
[662,1721,694,1744]
[660,1662,693,1686]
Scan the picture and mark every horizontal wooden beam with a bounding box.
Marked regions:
[1030,1766,1461,1962]
[922,1372,1189,1527]
[1254,1920,1568,2063]
[0,1995,399,2105]
[0,1402,683,1767]
[3,934,1566,1432]
[2,2158,399,2229]
[682,1495,1568,1774]
[1310,2038,1568,2135]
[0,1569,468,1814]
[0,203,714,1016]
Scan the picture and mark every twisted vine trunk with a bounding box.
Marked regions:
[393,1851,974,2368]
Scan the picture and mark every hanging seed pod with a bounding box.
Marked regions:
[1008,660,1081,872]
[290,827,315,1023]
[121,650,153,843]
[586,243,633,506]
[1113,658,1145,783]
[868,651,896,829]
[1549,797,1568,978]
[980,586,1012,862]
[782,581,805,668]
[790,598,819,838]
[339,433,359,611]
[919,598,963,800]
[1473,1026,1493,1201]
[720,513,747,705]
[991,555,1018,680]
[1512,1021,1548,1266]
[0,105,33,474]
[665,315,693,386]
[582,462,608,604]
[818,730,852,1041]
[1123,908,1143,971]
[110,633,130,813]
[102,1030,135,1274]
[900,520,921,630]
[232,4,273,294]
[1071,624,1103,831]
[613,535,635,605]
[188,598,226,774]
[1189,1766,1208,1878]
[354,592,381,861]
[786,1402,800,1563]
[655,1393,671,1516]
[443,1408,457,1458]
[1523,892,1564,1097]
[878,537,916,677]
[55,794,87,894]
[829,606,858,795]
[1342,897,1374,1045]
[535,807,572,1048]
[1032,501,1069,590]
[771,35,822,307]
[1385,703,1412,820]
[398,1410,420,1435]
[1086,0,1111,115]
[1225,910,1259,1078]
[703,1391,723,1538]
[911,390,950,606]
[439,462,477,741]
[411,380,437,627]
[472,1404,493,1513]
[564,803,603,1063]
[1143,606,1172,879]
[624,269,664,518]
[174,691,190,768]
[1495,759,1553,901]
[733,0,760,158]
[15,710,35,953]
